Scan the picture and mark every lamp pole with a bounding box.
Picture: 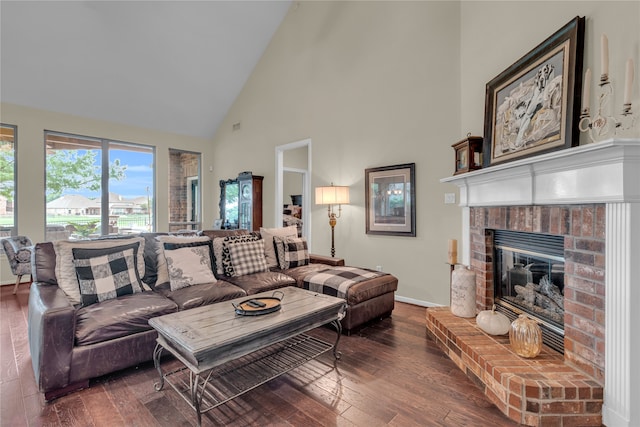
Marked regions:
[329,210,337,257]
[327,204,341,257]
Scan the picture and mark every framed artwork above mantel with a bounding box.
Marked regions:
[483,16,585,167]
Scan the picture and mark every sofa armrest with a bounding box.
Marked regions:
[309,254,345,266]
[28,281,76,393]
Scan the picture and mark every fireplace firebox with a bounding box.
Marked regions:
[492,229,565,353]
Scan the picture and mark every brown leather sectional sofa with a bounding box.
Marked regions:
[28,230,398,400]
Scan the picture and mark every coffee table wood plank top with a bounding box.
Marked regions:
[149,286,346,373]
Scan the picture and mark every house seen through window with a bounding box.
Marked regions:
[45,131,155,240]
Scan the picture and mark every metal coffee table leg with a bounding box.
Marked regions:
[190,372,203,426]
[190,369,215,426]
[153,343,165,391]
[331,319,342,359]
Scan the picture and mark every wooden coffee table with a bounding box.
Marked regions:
[149,287,346,425]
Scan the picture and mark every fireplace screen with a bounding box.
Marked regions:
[493,230,565,352]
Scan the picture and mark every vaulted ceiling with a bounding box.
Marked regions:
[0,1,291,139]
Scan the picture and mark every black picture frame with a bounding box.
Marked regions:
[483,16,585,167]
[365,163,416,237]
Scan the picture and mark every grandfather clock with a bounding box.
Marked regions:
[237,172,263,231]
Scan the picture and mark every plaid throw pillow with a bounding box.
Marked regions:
[273,236,310,270]
[228,240,268,277]
[73,248,143,307]
[259,225,298,268]
[219,234,262,276]
[57,237,145,305]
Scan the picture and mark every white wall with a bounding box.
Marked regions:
[283,145,307,205]
[0,103,215,284]
[212,1,463,305]
[283,171,303,204]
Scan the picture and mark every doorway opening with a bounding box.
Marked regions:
[275,139,311,249]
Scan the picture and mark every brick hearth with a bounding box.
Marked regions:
[426,308,603,426]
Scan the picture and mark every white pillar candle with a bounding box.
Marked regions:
[583,68,591,110]
[601,34,609,77]
[448,239,458,265]
[624,58,634,105]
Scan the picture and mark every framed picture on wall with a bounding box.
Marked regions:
[365,163,416,237]
[483,16,585,166]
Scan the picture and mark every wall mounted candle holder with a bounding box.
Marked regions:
[579,76,637,143]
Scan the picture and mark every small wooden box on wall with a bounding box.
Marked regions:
[452,135,483,175]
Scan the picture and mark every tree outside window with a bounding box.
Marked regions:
[0,124,17,244]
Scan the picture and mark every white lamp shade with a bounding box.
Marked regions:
[315,186,350,205]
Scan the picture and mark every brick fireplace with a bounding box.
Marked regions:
[470,204,605,381]
[434,140,640,427]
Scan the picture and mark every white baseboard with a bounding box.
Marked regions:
[394,295,443,308]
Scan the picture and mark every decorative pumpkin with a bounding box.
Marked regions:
[476,305,510,335]
[509,314,543,358]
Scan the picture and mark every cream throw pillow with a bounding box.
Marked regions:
[54,237,146,305]
[163,242,216,290]
[259,226,298,268]
[155,235,211,287]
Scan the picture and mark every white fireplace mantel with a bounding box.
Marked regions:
[441,139,640,207]
[441,139,640,427]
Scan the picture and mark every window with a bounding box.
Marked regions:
[0,124,17,243]
[45,131,155,240]
[168,149,201,232]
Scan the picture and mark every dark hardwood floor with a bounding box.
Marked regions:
[1,284,517,426]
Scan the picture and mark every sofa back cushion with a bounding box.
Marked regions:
[200,229,249,240]
[259,226,298,268]
[33,242,58,285]
[140,232,168,289]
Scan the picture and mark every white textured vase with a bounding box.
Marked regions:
[451,265,477,318]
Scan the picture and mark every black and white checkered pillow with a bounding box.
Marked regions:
[73,248,143,307]
[227,240,268,277]
[220,234,261,276]
[273,236,310,270]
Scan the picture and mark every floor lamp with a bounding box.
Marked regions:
[315,184,350,257]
